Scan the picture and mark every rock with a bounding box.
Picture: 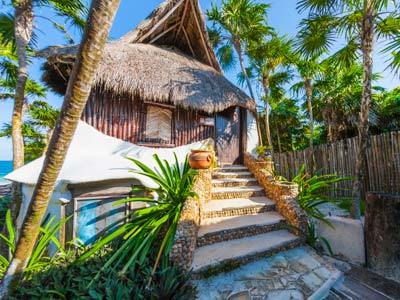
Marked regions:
[270,255,288,268]
[227,291,251,300]
[290,261,308,273]
[301,272,323,290]
[265,289,304,300]
[314,266,331,280]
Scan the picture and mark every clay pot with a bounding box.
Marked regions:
[189,150,212,169]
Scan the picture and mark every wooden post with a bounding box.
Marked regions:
[365,192,400,282]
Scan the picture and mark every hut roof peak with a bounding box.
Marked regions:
[118,0,220,72]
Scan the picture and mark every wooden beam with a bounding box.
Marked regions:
[144,101,175,109]
[182,26,195,56]
[174,0,190,42]
[138,0,185,43]
[189,0,212,66]
[148,22,180,44]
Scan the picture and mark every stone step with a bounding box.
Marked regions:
[192,230,301,275]
[202,197,276,218]
[212,177,258,188]
[211,186,265,200]
[215,165,248,172]
[197,212,286,247]
[212,171,253,179]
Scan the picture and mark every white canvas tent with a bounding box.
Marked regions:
[5,121,211,235]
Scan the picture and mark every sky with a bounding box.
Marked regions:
[0,0,399,160]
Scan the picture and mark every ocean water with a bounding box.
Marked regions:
[0,161,12,185]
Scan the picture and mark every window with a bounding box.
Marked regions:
[145,105,172,143]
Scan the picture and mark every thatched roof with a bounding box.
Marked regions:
[39,0,256,113]
[117,0,220,72]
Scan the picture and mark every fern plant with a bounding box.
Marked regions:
[77,153,198,287]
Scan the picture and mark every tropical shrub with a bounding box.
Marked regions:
[77,153,198,286]
[0,211,66,279]
[292,164,351,224]
[13,247,195,300]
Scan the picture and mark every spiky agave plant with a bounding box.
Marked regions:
[77,153,198,286]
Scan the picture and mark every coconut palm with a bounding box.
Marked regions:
[313,62,381,142]
[0,101,60,162]
[290,55,321,173]
[206,0,270,99]
[0,0,120,296]
[245,35,294,148]
[269,97,307,152]
[0,0,86,233]
[0,0,87,171]
[296,0,400,218]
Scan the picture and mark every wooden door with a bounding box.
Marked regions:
[216,107,242,164]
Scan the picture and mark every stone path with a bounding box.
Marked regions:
[192,164,302,275]
[194,246,341,300]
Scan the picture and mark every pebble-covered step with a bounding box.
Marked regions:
[215,165,249,172]
[212,177,258,188]
[197,211,286,247]
[212,171,253,179]
[192,229,301,274]
[211,186,265,200]
[202,197,276,218]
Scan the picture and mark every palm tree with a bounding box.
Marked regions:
[296,0,400,218]
[313,63,381,143]
[0,101,60,162]
[269,97,307,153]
[246,35,293,148]
[0,0,86,230]
[0,0,86,170]
[206,0,270,99]
[290,55,321,173]
[0,0,120,296]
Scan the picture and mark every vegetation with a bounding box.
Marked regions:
[12,248,195,299]
[0,153,198,298]
[0,210,66,279]
[206,0,270,99]
[0,0,87,170]
[0,0,399,297]
[294,220,334,255]
[292,165,351,223]
[0,0,120,296]
[78,154,197,284]
[0,101,60,162]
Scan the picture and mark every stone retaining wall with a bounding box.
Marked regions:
[244,153,307,235]
[169,169,211,271]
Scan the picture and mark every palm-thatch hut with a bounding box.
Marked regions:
[6,0,260,245]
[39,0,259,164]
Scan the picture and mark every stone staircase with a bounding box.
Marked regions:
[192,164,302,275]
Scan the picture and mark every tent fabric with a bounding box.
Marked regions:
[5,121,211,189]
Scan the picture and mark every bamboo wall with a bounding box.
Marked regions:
[81,87,214,146]
[273,131,400,197]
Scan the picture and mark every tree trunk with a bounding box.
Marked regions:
[304,78,315,174]
[12,0,32,170]
[262,75,272,149]
[234,40,255,99]
[352,0,374,219]
[276,125,282,153]
[9,0,33,233]
[233,40,262,145]
[0,0,121,296]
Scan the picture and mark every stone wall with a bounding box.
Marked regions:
[244,153,307,234]
[169,169,211,271]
